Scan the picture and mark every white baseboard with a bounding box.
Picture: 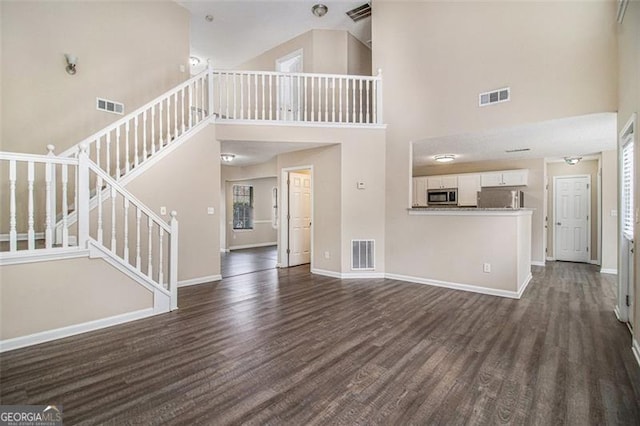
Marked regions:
[311,268,384,279]
[546,256,555,261]
[517,273,533,298]
[632,339,640,369]
[600,268,618,275]
[220,248,230,253]
[385,273,525,299]
[178,274,222,287]
[615,305,623,322]
[588,260,601,266]
[229,242,277,251]
[531,261,546,267]
[0,308,155,353]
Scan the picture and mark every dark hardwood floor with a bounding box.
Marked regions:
[1,262,639,424]
[221,245,278,278]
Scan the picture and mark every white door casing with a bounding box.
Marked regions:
[554,175,590,263]
[619,114,635,324]
[287,171,311,266]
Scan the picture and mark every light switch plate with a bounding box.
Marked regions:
[160,206,167,215]
[207,207,215,215]
[357,181,366,190]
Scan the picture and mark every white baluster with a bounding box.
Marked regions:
[174,92,179,137]
[225,73,230,119]
[125,121,130,174]
[147,216,153,279]
[366,80,371,123]
[240,73,244,120]
[96,137,101,171]
[261,74,266,120]
[61,164,69,248]
[339,78,343,123]
[255,73,259,120]
[207,61,214,119]
[158,100,164,148]
[372,78,377,125]
[352,78,356,123]
[27,161,35,250]
[311,77,315,122]
[142,111,148,163]
[166,95,171,144]
[359,79,363,123]
[276,75,281,121]
[136,207,142,270]
[110,186,116,253]
[304,76,308,122]
[158,227,164,287]
[46,145,57,245]
[181,88,186,133]
[201,76,205,118]
[324,77,329,122]
[332,77,336,122]
[74,152,78,219]
[188,81,194,128]
[218,73,224,120]
[269,74,273,120]
[97,175,103,244]
[346,79,350,123]
[289,75,294,120]
[233,74,237,119]
[115,126,121,179]
[8,160,17,251]
[76,144,90,248]
[106,132,111,176]
[45,160,53,248]
[298,75,302,121]
[123,198,129,263]
[169,211,179,310]
[376,68,383,124]
[151,105,156,155]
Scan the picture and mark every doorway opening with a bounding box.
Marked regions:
[280,166,313,268]
[276,49,303,121]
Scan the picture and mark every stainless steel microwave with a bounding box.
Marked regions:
[427,189,457,205]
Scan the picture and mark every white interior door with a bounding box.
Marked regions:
[288,171,311,266]
[621,130,635,325]
[276,50,302,121]
[554,176,590,262]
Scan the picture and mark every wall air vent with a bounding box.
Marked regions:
[346,3,371,22]
[505,148,531,153]
[352,239,375,270]
[96,98,124,115]
[479,87,510,107]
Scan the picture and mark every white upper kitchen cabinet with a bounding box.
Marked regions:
[427,175,458,189]
[457,174,481,206]
[481,170,528,187]
[412,177,428,206]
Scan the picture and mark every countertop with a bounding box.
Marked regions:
[408,207,534,216]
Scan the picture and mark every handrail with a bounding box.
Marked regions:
[213,69,382,81]
[87,159,171,232]
[60,70,210,158]
[0,151,77,165]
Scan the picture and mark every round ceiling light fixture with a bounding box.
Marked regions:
[434,154,456,163]
[564,156,582,165]
[189,56,201,67]
[205,14,214,22]
[221,153,236,162]
[312,4,328,17]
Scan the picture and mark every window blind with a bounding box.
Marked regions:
[622,138,634,240]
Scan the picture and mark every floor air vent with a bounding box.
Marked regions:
[352,239,375,270]
[479,87,510,107]
[346,3,371,22]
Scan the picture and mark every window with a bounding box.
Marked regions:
[233,185,253,230]
[622,137,634,240]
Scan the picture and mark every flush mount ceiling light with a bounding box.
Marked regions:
[189,56,201,67]
[221,153,236,162]
[312,4,328,17]
[205,14,214,22]
[564,156,582,165]
[434,154,456,163]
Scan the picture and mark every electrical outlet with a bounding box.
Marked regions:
[483,263,491,273]
[207,207,215,215]
[160,206,167,215]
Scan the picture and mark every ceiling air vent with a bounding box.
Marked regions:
[96,97,124,115]
[352,239,375,270]
[346,3,371,22]
[479,87,510,107]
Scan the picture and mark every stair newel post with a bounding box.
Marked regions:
[169,210,179,311]
[207,59,214,120]
[46,144,57,246]
[77,143,90,249]
[376,68,383,125]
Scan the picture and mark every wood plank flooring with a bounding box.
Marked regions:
[221,245,278,278]
[1,262,639,424]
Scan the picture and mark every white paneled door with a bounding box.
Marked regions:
[554,176,590,263]
[288,171,311,266]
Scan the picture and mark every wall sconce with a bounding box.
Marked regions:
[65,54,78,75]
[564,156,582,165]
[221,153,235,162]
